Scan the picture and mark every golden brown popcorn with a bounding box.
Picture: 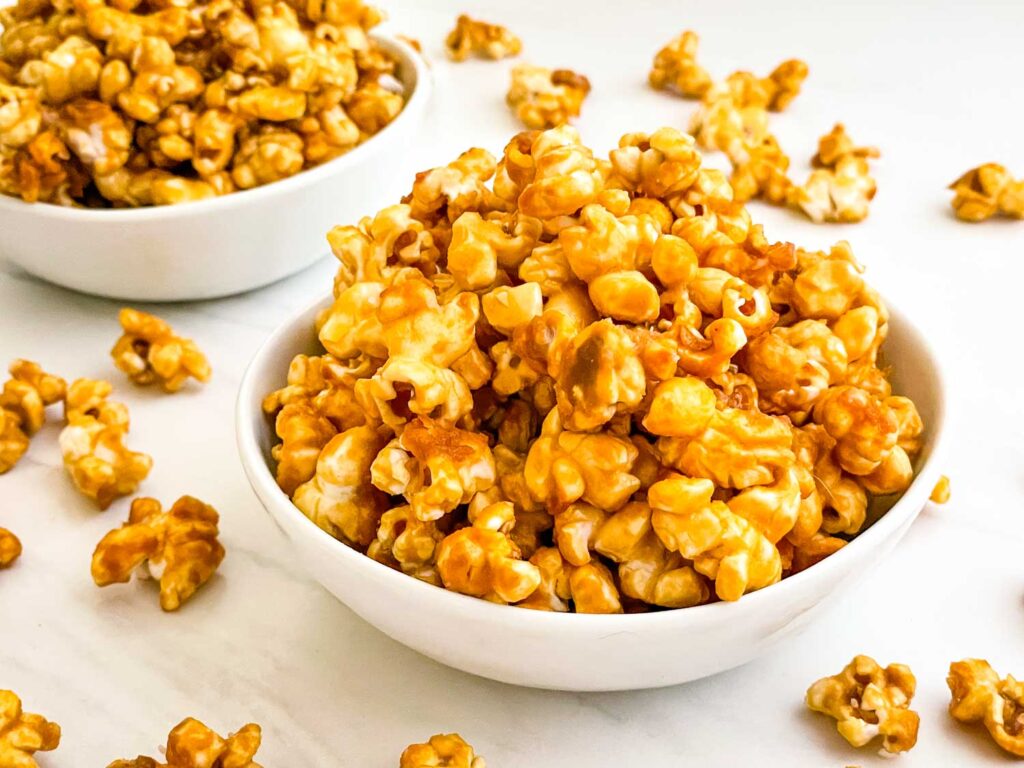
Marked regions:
[507,64,590,130]
[648,30,711,98]
[949,163,1024,221]
[445,14,521,62]
[674,318,747,378]
[609,129,702,200]
[406,147,502,228]
[788,154,876,223]
[641,376,716,437]
[510,126,604,220]
[729,134,792,205]
[516,546,571,612]
[367,504,442,584]
[648,474,781,601]
[948,658,1024,757]
[525,410,640,512]
[107,717,262,767]
[400,732,485,768]
[294,425,390,547]
[0,527,21,568]
[111,308,210,392]
[812,385,900,476]
[807,655,919,754]
[930,474,951,503]
[270,402,337,496]
[0,689,61,766]
[568,559,622,613]
[812,123,880,168]
[436,501,540,604]
[0,358,66,435]
[60,378,152,509]
[91,495,225,611]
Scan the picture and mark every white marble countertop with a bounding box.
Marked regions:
[2,0,1024,764]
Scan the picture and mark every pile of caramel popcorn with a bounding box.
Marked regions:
[0,0,405,207]
[263,123,925,613]
[949,163,1024,222]
[652,30,880,224]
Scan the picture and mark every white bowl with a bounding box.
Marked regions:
[236,296,946,691]
[0,35,430,302]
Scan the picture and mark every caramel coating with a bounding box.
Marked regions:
[92,495,224,611]
[106,717,261,767]
[507,64,590,130]
[445,15,520,62]
[949,163,1024,222]
[263,124,924,613]
[400,733,485,768]
[0,0,404,207]
[0,358,66,473]
[0,528,22,568]
[807,655,919,754]
[111,308,210,392]
[0,690,61,766]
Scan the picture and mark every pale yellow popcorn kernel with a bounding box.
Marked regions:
[807,655,919,754]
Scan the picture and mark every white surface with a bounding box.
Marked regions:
[236,295,945,692]
[0,35,429,302]
[1,0,1022,762]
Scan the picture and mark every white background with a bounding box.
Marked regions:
[2,0,1023,764]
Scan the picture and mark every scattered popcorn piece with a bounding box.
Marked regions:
[91,495,224,611]
[948,658,1024,757]
[400,733,485,768]
[949,163,1024,222]
[930,474,951,504]
[111,308,210,392]
[648,30,712,98]
[445,15,521,62]
[0,690,61,766]
[789,125,879,223]
[0,359,66,473]
[0,405,30,474]
[106,717,261,767]
[507,64,591,130]
[806,655,920,754]
[0,528,21,568]
[812,123,880,168]
[59,378,152,508]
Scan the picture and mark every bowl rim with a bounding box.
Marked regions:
[0,33,429,222]
[236,292,947,629]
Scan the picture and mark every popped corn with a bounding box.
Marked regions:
[264,124,925,612]
[400,733,485,768]
[0,690,61,766]
[789,125,879,223]
[106,717,261,767]
[930,474,951,503]
[111,308,210,392]
[807,655,920,754]
[445,15,521,62]
[949,163,1024,221]
[0,527,21,568]
[91,495,225,611]
[0,0,406,207]
[507,64,590,130]
[948,658,1024,757]
[0,358,66,473]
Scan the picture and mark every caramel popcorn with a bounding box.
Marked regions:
[400,733,485,768]
[106,717,262,767]
[930,474,950,504]
[264,123,924,613]
[948,658,1024,757]
[949,163,1024,221]
[0,358,66,473]
[648,30,712,98]
[807,655,919,754]
[60,378,152,508]
[92,495,225,611]
[507,64,590,130]
[789,125,879,223]
[111,308,210,392]
[0,690,61,766]
[0,0,406,207]
[0,527,21,568]
[445,15,521,62]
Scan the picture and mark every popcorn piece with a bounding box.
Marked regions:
[436,501,540,604]
[270,402,337,496]
[400,733,485,768]
[930,474,951,503]
[790,125,879,224]
[949,163,1024,222]
[948,658,1024,757]
[293,425,390,547]
[806,655,920,754]
[60,378,152,509]
[525,410,640,512]
[648,31,711,98]
[91,495,225,611]
[812,123,879,168]
[729,134,792,205]
[0,690,61,766]
[0,358,66,435]
[507,64,590,130]
[648,474,781,601]
[367,504,442,584]
[111,308,210,392]
[0,527,21,568]
[812,385,900,476]
[642,376,717,437]
[445,14,521,62]
[107,717,262,767]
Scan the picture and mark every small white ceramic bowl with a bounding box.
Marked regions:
[237,296,946,691]
[0,35,430,302]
